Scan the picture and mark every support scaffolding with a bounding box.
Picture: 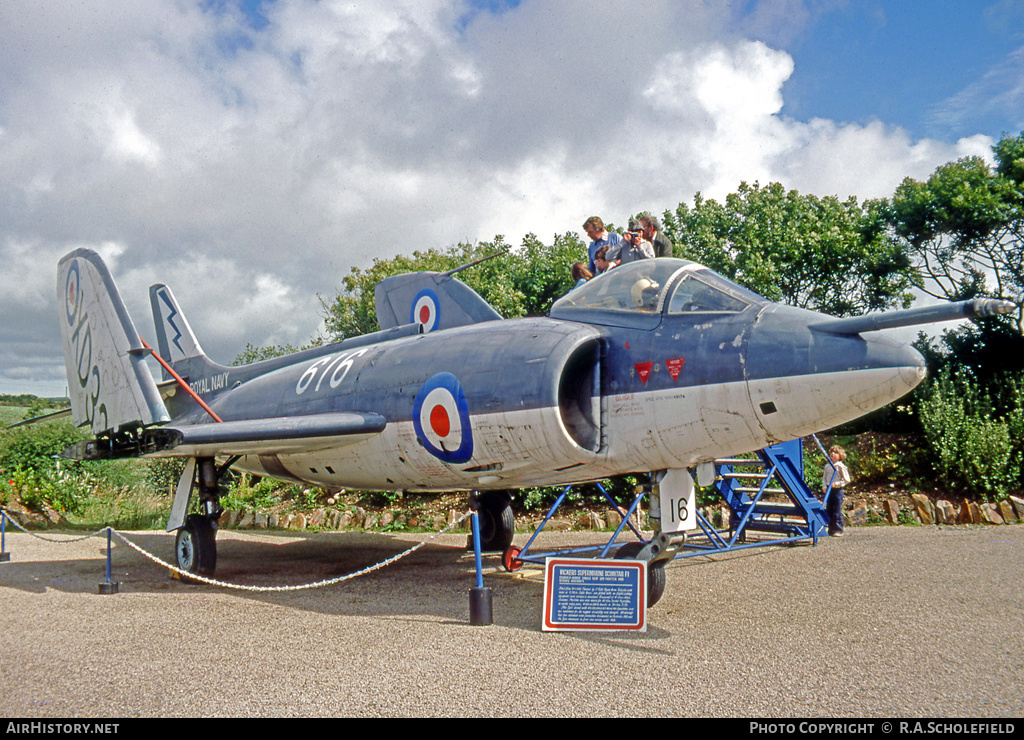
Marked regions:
[503,437,832,573]
[681,437,831,558]
[502,481,648,571]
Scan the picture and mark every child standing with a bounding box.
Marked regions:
[822,446,851,537]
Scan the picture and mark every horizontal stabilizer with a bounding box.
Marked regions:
[809,298,1016,335]
[4,407,73,429]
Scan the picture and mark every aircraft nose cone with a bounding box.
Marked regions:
[747,310,929,439]
[806,331,927,414]
[897,341,927,388]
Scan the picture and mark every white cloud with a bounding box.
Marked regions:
[0,0,1003,396]
[928,44,1024,135]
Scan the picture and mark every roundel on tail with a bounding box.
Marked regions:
[412,372,473,464]
[411,288,440,333]
[64,259,81,326]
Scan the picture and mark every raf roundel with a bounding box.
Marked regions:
[411,288,441,333]
[64,260,80,326]
[412,372,473,464]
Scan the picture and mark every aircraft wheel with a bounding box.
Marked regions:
[614,542,667,608]
[176,514,217,577]
[502,545,523,572]
[477,492,514,552]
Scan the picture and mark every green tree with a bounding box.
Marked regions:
[662,181,914,316]
[323,232,585,337]
[889,131,1024,335]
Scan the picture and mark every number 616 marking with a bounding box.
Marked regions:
[295,348,369,395]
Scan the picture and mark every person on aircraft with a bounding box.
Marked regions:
[570,262,593,290]
[593,246,615,274]
[610,219,655,265]
[583,216,623,275]
[640,212,673,258]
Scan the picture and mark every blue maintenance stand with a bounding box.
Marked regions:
[682,438,831,558]
[501,480,648,572]
[502,438,832,572]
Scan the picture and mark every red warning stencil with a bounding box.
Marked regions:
[665,358,685,381]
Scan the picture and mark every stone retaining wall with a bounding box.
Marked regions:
[4,493,1023,533]
[215,494,1024,534]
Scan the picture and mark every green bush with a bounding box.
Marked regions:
[0,420,84,473]
[918,372,1021,499]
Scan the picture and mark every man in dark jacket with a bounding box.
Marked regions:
[640,213,673,258]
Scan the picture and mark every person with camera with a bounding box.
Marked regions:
[609,219,655,265]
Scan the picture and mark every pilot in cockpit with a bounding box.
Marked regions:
[630,276,660,311]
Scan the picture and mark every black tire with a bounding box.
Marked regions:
[175,514,217,577]
[614,542,667,608]
[477,492,514,552]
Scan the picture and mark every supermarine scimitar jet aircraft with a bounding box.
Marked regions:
[57,248,1012,597]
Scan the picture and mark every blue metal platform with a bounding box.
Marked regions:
[680,437,831,559]
[502,437,834,572]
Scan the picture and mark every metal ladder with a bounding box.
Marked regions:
[680,438,830,558]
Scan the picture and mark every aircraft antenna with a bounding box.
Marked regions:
[442,246,510,277]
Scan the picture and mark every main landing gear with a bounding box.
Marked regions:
[170,457,232,578]
[472,491,515,552]
[176,514,217,577]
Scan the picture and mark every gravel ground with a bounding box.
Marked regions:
[0,524,1021,718]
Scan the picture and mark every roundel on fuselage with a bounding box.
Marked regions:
[411,288,440,333]
[412,372,473,464]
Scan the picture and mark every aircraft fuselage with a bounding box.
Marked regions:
[166,261,925,492]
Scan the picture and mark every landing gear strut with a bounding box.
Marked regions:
[171,457,230,578]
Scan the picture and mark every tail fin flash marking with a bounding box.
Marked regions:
[158,289,184,356]
[151,284,206,364]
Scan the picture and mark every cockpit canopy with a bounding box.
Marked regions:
[550,259,765,329]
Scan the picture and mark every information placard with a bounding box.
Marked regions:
[542,558,647,632]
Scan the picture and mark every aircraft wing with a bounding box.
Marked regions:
[62,411,387,460]
[160,412,387,457]
[375,271,502,332]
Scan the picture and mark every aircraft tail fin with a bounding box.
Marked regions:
[150,283,234,405]
[57,249,170,436]
[374,272,503,333]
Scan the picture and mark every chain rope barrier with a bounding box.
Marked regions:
[1,507,475,593]
[0,510,105,543]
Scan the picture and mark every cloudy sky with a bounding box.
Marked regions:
[2,0,1022,398]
